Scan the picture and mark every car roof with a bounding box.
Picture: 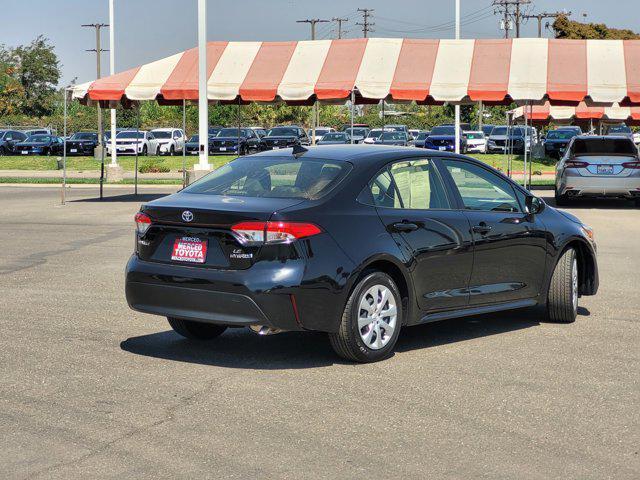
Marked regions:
[247,144,471,165]
[150,128,178,131]
[574,135,634,140]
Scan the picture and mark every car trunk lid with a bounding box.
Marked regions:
[138,193,305,269]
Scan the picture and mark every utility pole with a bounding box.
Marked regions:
[296,18,329,41]
[82,22,108,199]
[523,11,571,37]
[356,8,374,38]
[297,19,329,145]
[492,0,530,38]
[332,17,349,39]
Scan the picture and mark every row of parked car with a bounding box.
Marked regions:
[2,123,638,158]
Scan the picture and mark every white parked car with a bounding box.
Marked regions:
[363,128,395,144]
[464,131,487,153]
[633,131,640,145]
[108,130,160,156]
[308,127,335,142]
[150,128,185,155]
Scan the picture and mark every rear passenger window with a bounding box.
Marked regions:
[364,159,449,210]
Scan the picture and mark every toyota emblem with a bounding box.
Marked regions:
[181,210,194,222]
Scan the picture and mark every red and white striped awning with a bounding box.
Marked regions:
[511,101,640,122]
[70,38,640,105]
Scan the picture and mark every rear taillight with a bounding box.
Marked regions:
[622,161,640,169]
[134,212,152,235]
[565,160,589,169]
[231,221,322,245]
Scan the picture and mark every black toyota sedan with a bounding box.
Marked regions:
[126,146,599,363]
[14,134,64,156]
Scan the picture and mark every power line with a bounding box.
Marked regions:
[356,8,374,38]
[523,10,571,37]
[376,10,495,35]
[492,0,531,38]
[296,18,330,40]
[332,17,349,39]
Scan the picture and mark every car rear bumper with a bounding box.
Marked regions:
[466,144,486,153]
[557,174,640,197]
[125,255,304,330]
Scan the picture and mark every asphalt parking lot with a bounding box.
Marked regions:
[1,185,638,479]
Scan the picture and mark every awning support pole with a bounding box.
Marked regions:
[381,99,385,144]
[311,100,316,146]
[350,90,355,144]
[196,0,210,171]
[528,102,533,187]
[524,100,529,189]
[134,106,139,196]
[237,97,241,155]
[61,88,68,205]
[182,99,186,188]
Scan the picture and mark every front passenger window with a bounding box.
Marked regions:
[443,160,521,213]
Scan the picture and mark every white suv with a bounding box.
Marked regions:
[109,130,160,156]
[150,128,185,156]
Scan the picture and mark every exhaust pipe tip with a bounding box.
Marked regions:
[249,325,285,336]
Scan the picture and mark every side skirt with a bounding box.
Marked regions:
[416,299,538,325]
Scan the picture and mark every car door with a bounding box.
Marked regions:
[439,158,547,306]
[369,158,474,312]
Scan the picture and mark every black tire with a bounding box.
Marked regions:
[329,272,402,363]
[546,248,578,323]
[169,145,175,156]
[633,198,640,208]
[167,317,227,340]
[555,188,569,207]
[0,146,6,156]
[141,145,147,156]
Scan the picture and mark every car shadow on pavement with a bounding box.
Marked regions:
[120,307,572,368]
[120,329,342,369]
[71,193,170,203]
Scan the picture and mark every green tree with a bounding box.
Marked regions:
[553,14,640,40]
[0,45,25,116]
[13,36,61,116]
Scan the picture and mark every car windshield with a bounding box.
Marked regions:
[322,133,347,141]
[572,138,637,156]
[380,132,405,141]
[151,131,172,139]
[466,132,484,139]
[367,130,382,138]
[184,157,352,200]
[430,126,455,135]
[386,126,405,132]
[345,128,367,136]
[607,125,632,134]
[218,128,250,137]
[312,129,330,135]
[27,135,51,142]
[267,127,298,137]
[491,127,508,136]
[547,130,577,140]
[70,133,97,140]
[416,133,428,140]
[188,135,199,142]
[117,131,145,139]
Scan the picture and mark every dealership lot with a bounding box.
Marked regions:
[1,186,638,479]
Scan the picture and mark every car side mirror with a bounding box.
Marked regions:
[526,195,544,215]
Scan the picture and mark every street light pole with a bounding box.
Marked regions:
[109,0,117,166]
[454,0,461,154]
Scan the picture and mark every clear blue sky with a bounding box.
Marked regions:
[2,0,637,87]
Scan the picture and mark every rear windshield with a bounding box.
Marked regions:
[117,131,145,139]
[547,130,577,140]
[184,157,352,199]
[217,128,251,137]
[27,135,52,142]
[416,132,428,140]
[381,132,406,140]
[607,125,632,134]
[571,138,637,156]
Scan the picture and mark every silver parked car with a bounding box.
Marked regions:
[555,135,640,206]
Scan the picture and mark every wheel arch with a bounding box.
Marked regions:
[349,255,416,326]
[558,238,597,296]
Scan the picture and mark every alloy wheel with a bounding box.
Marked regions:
[358,284,398,350]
